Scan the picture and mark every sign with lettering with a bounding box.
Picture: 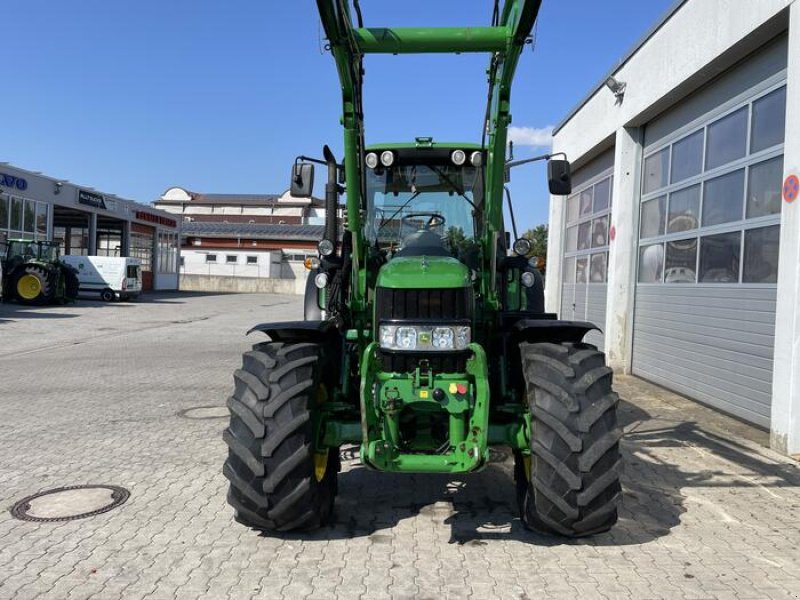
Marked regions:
[78,190,107,210]
[135,211,177,228]
[0,173,28,191]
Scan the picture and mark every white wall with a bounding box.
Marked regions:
[181,249,280,278]
[180,248,311,295]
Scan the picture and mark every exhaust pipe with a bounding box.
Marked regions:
[322,145,338,254]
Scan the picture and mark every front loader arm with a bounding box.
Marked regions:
[315,0,543,315]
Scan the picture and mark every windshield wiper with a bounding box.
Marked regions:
[431,167,477,210]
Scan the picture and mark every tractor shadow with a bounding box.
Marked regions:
[275,398,800,547]
[0,303,82,322]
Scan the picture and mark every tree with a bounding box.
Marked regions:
[522,224,548,273]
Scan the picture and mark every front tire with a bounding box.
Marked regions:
[516,342,622,537]
[223,342,337,532]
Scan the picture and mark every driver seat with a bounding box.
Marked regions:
[393,230,451,258]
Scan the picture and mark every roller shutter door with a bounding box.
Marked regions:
[631,37,786,427]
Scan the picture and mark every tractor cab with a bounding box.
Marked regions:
[363,143,483,264]
[5,239,60,264]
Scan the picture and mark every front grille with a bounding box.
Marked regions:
[376,287,472,373]
[375,287,471,321]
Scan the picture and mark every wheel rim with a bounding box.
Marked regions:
[313,386,329,482]
[17,274,42,300]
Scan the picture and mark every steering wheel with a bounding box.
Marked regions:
[401,212,446,231]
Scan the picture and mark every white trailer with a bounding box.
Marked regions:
[61,256,142,301]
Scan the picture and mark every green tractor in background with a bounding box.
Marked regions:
[223,0,622,538]
[1,239,79,305]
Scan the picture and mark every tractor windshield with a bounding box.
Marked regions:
[7,240,38,260]
[365,163,482,256]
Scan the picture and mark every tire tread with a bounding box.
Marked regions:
[518,341,622,537]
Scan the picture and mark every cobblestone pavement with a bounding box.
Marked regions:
[1,293,799,600]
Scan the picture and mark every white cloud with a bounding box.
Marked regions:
[507,125,554,149]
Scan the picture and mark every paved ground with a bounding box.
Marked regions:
[1,292,799,600]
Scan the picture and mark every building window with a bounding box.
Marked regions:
[246,255,258,265]
[563,173,613,284]
[638,84,785,285]
[0,195,51,244]
[157,231,178,273]
[284,253,311,262]
[0,195,8,238]
[206,254,217,263]
[226,255,237,264]
[130,230,154,270]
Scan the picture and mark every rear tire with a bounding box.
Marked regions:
[516,342,622,537]
[13,265,54,305]
[101,288,115,302]
[223,342,337,532]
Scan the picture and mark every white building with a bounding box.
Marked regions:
[547,0,800,455]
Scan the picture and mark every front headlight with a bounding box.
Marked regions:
[395,327,418,350]
[379,324,471,352]
[432,327,454,350]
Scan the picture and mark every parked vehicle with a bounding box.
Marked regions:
[60,256,142,301]
[1,239,79,305]
[222,0,621,539]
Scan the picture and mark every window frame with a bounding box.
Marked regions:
[637,80,786,287]
[562,170,613,285]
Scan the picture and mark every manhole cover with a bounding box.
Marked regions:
[179,406,228,419]
[10,485,130,522]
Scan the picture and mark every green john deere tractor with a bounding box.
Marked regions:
[1,239,79,305]
[223,0,622,538]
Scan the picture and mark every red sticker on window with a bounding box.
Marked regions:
[609,225,616,242]
[785,175,799,203]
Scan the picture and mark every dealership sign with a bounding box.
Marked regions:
[0,173,28,191]
[135,211,177,228]
[78,190,107,210]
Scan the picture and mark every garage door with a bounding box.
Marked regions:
[632,37,786,427]
[561,149,614,350]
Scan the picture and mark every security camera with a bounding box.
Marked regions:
[605,76,627,98]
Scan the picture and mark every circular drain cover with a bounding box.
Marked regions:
[10,485,130,522]
[179,406,228,419]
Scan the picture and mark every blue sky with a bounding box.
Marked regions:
[5,1,672,231]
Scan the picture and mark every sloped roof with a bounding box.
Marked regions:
[157,187,324,207]
[181,222,324,241]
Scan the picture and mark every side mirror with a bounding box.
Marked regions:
[290,163,314,197]
[547,159,572,195]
